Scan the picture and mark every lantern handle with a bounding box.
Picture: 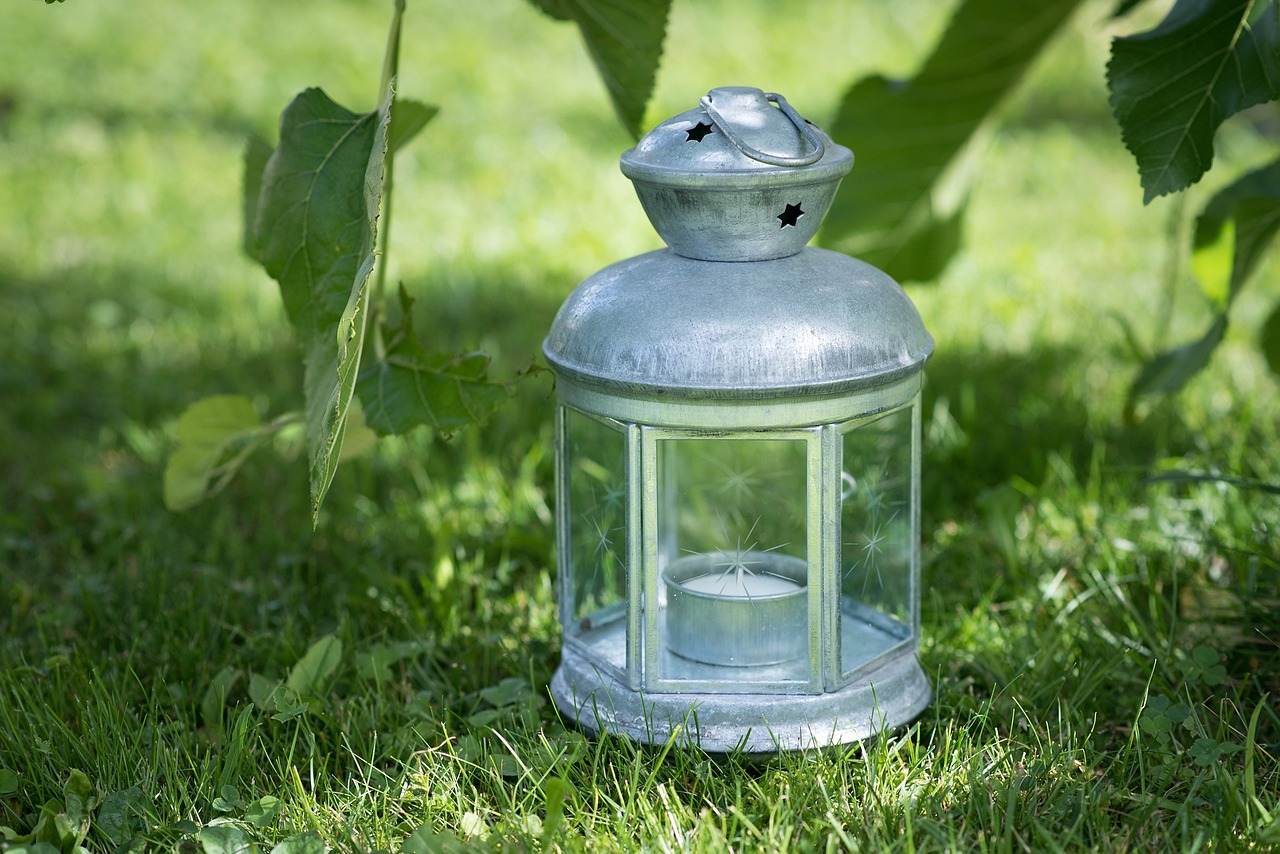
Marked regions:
[699,92,825,168]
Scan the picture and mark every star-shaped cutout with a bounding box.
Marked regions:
[685,121,713,142]
[777,202,804,228]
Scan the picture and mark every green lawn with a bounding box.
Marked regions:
[1,1,1277,851]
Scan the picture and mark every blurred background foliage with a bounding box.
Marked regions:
[1,0,1278,849]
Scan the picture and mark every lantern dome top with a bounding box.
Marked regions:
[543,247,933,400]
[620,87,854,262]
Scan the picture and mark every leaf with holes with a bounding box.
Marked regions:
[821,0,1083,281]
[527,0,671,139]
[357,285,509,436]
[245,84,393,524]
[1108,0,1280,202]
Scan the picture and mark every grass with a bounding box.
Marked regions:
[2,0,1278,851]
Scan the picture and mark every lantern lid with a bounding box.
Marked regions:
[620,87,854,262]
[543,247,933,400]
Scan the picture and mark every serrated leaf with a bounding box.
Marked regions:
[164,396,262,512]
[1107,0,1280,202]
[268,689,309,723]
[388,98,438,156]
[285,634,343,698]
[246,85,393,524]
[822,0,1083,280]
[357,286,509,436]
[1262,298,1280,374]
[529,0,671,139]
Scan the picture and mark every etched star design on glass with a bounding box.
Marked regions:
[842,462,904,593]
[704,517,791,603]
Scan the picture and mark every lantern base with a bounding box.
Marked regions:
[550,647,930,754]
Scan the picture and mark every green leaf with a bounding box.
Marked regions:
[3,844,61,854]
[1191,216,1236,309]
[61,770,92,835]
[527,0,671,139]
[164,396,263,512]
[822,0,1083,281]
[267,689,309,723]
[541,777,574,849]
[1107,0,1280,202]
[247,673,278,710]
[285,634,343,698]
[388,98,438,156]
[97,788,145,849]
[212,784,241,812]
[245,796,282,828]
[1132,158,1280,401]
[528,0,572,19]
[200,666,242,729]
[355,640,431,681]
[356,286,509,436]
[268,832,323,854]
[1128,313,1229,403]
[478,677,530,709]
[402,825,473,854]
[242,135,273,256]
[0,768,16,796]
[1262,298,1280,374]
[200,824,257,854]
[246,85,393,524]
[1194,157,1280,300]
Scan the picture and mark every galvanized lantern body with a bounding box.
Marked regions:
[545,88,933,753]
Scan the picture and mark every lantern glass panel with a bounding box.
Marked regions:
[838,406,914,680]
[651,434,814,688]
[563,406,628,673]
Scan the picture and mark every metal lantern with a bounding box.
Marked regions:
[544,87,934,753]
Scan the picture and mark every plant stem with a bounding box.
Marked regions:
[371,0,406,362]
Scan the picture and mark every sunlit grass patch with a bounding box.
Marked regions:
[1,0,1277,850]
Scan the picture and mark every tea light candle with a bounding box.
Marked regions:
[663,552,808,667]
[678,569,801,598]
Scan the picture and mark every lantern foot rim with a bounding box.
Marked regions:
[550,647,931,754]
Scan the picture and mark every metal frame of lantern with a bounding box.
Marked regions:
[545,88,933,753]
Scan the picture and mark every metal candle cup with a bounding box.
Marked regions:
[663,552,808,666]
